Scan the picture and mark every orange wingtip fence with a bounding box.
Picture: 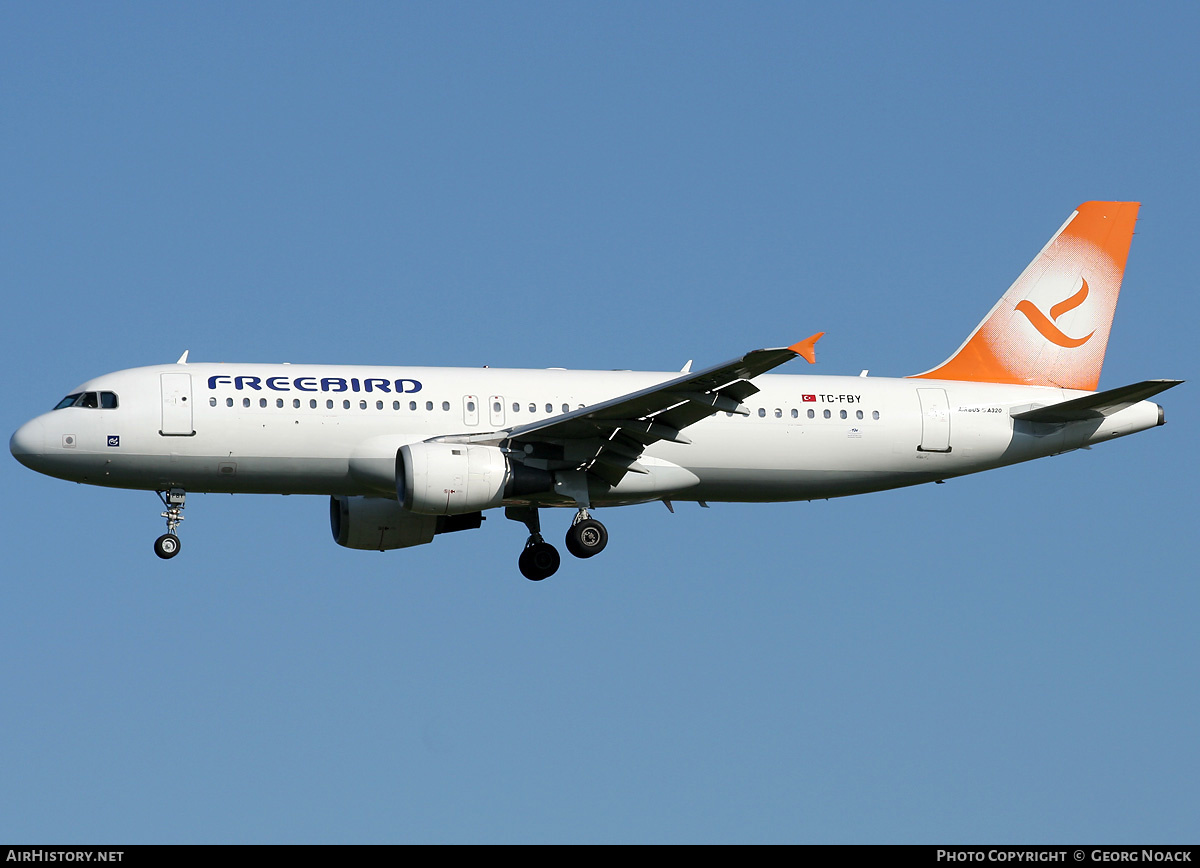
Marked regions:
[789,332,825,364]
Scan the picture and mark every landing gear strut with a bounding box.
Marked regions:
[154,488,186,560]
[507,506,560,581]
[565,509,608,559]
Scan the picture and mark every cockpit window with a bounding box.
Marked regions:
[53,391,119,410]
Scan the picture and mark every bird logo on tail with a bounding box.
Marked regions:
[1014,278,1095,349]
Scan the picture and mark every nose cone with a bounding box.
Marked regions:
[10,417,46,470]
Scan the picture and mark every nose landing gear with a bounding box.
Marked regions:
[154,488,186,560]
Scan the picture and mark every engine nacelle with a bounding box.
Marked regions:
[331,495,486,551]
[330,495,438,550]
[398,442,551,515]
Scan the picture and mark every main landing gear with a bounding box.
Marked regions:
[154,488,186,560]
[519,538,560,582]
[565,509,608,559]
[507,506,609,581]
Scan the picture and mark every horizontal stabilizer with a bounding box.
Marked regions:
[1012,379,1183,423]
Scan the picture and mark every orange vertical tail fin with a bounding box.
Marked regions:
[911,201,1140,391]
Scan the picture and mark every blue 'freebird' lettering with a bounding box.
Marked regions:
[208,374,423,394]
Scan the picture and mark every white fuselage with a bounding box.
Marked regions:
[10,362,1165,508]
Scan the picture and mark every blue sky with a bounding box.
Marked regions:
[1,1,1196,844]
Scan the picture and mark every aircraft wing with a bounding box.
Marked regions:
[453,334,822,486]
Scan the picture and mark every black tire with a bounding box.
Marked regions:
[154,533,181,560]
[565,518,608,559]
[518,542,560,581]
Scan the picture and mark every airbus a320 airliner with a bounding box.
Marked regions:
[11,202,1180,580]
